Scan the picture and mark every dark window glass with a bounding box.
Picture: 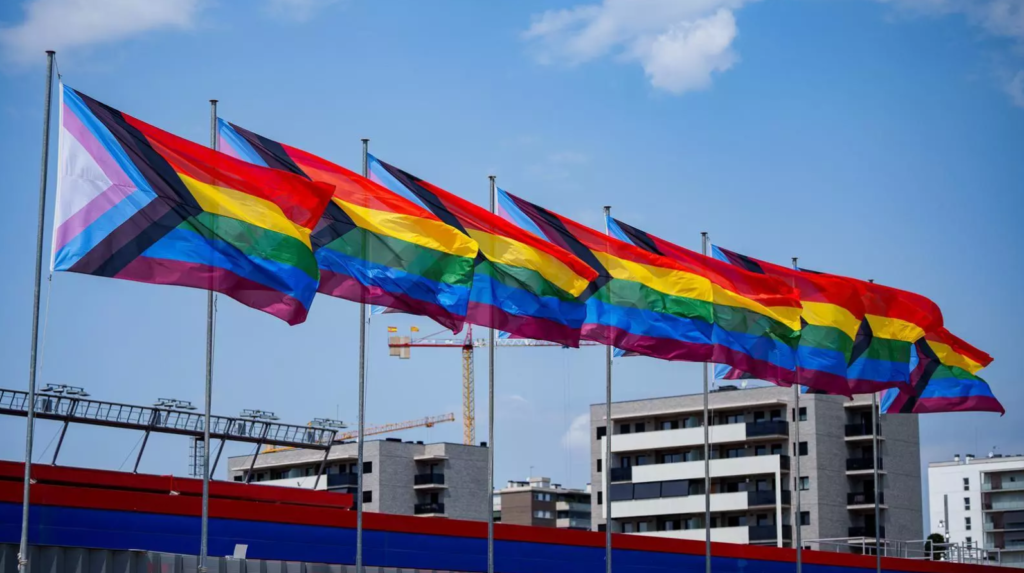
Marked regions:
[798,407,807,421]
[771,444,783,455]
[362,490,372,503]
[799,511,810,526]
[634,482,661,499]
[597,459,602,472]
[755,445,768,456]
[661,480,689,498]
[770,409,783,421]
[660,453,682,464]
[610,483,634,501]
[634,422,646,433]
[596,426,607,439]
[689,481,705,495]
[619,424,631,435]
[795,441,808,456]
[597,491,603,505]
[363,461,373,474]
[635,455,650,466]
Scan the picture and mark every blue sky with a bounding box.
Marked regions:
[1,0,1022,532]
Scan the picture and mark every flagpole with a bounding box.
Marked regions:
[357,138,370,573]
[18,49,55,573]
[602,206,613,573]
[868,279,880,573]
[199,99,218,573]
[487,175,497,573]
[700,231,711,573]
[792,257,802,573]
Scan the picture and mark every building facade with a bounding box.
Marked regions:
[493,477,591,530]
[589,385,922,548]
[928,453,1024,567]
[227,438,489,521]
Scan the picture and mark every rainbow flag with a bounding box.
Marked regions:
[831,275,945,393]
[881,328,1002,414]
[712,246,864,396]
[51,85,333,325]
[368,157,596,346]
[498,191,803,382]
[217,121,479,332]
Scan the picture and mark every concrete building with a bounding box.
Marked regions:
[928,453,1024,567]
[589,385,922,548]
[227,438,489,521]
[493,477,591,530]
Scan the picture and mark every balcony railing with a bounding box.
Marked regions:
[849,526,885,538]
[847,492,884,505]
[749,524,791,542]
[746,420,789,438]
[610,467,633,482]
[748,490,791,506]
[983,500,1024,512]
[414,473,446,486]
[845,423,881,437]
[780,455,791,471]
[325,472,358,488]
[982,481,1024,492]
[846,457,883,471]
[414,502,445,515]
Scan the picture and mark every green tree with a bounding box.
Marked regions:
[925,533,946,561]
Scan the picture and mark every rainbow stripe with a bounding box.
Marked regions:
[51,85,333,325]
[217,122,479,333]
[881,328,1002,415]
[712,246,863,396]
[498,190,802,382]
[368,157,595,346]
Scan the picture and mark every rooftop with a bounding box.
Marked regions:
[929,453,1024,468]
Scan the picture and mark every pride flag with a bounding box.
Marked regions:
[712,245,864,396]
[498,191,802,382]
[51,86,333,325]
[881,328,1002,415]
[368,157,596,346]
[218,121,479,332]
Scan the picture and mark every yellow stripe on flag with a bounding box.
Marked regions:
[802,301,862,341]
[865,314,926,343]
[929,341,985,374]
[711,285,803,331]
[181,175,312,247]
[593,251,711,303]
[467,229,590,297]
[336,199,479,259]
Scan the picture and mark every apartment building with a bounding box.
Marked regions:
[227,438,489,521]
[589,385,922,548]
[493,477,591,530]
[928,453,1024,567]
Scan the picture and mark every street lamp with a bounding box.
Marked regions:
[41,384,89,397]
[310,417,347,429]
[154,398,197,410]
[240,409,279,421]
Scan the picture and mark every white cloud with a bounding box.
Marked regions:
[266,0,339,23]
[561,413,590,451]
[1006,70,1024,107]
[524,0,752,94]
[0,0,204,66]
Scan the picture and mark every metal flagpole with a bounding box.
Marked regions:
[18,49,56,573]
[868,279,881,573]
[700,232,711,573]
[199,99,218,573]
[792,257,802,573]
[602,206,613,573]
[487,175,497,573]
[872,391,881,572]
[357,138,370,573]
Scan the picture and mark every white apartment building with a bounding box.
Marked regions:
[590,385,923,548]
[928,453,1024,567]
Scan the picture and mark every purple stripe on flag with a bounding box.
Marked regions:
[53,182,137,252]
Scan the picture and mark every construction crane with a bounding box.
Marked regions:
[263,413,454,453]
[388,325,600,446]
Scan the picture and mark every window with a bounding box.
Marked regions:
[620,456,632,468]
[756,479,771,492]
[596,426,607,439]
[634,482,661,500]
[660,420,679,431]
[684,417,700,428]
[660,453,682,464]
[688,481,705,495]
[794,441,808,456]
[233,475,243,482]
[771,444,784,455]
[756,513,771,526]
[754,411,766,423]
[661,480,688,498]
[619,424,631,435]
[799,511,810,526]
[964,497,971,511]
[532,510,553,519]
[363,461,373,474]
[637,521,650,533]
[597,491,603,505]
[726,515,747,527]
[634,422,646,433]
[797,476,810,490]
[534,492,552,502]
[963,477,970,491]
[623,522,636,533]
[684,450,701,462]
[770,409,783,421]
[597,459,602,473]
[966,537,972,545]
[965,517,972,531]
[726,447,744,459]
[755,445,768,456]
[721,413,743,424]
[610,483,634,501]
[662,519,679,531]
[635,455,651,466]
[362,490,372,503]
[798,407,807,422]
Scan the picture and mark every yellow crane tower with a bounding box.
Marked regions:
[387,325,600,446]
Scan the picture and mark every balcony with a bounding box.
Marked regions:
[849,526,885,538]
[983,481,1024,492]
[414,473,446,488]
[748,489,791,507]
[414,502,445,515]
[983,500,1024,512]
[846,457,883,472]
[845,423,882,439]
[557,517,591,529]
[847,492,884,506]
[749,524,791,542]
[610,467,633,483]
[745,420,789,439]
[556,501,591,513]
[325,472,358,488]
